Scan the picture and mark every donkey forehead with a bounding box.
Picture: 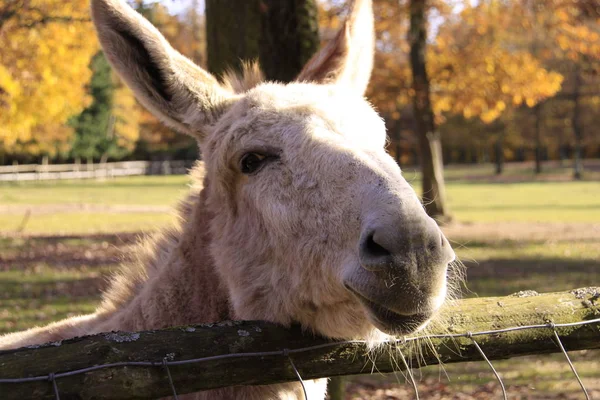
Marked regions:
[211,83,386,152]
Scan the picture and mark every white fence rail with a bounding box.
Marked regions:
[0,160,195,181]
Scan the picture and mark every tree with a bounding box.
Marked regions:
[363,1,565,177]
[206,0,319,81]
[0,0,98,156]
[69,51,140,162]
[69,52,114,161]
[496,0,600,175]
[409,0,449,221]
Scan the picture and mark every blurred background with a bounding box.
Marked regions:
[0,0,599,398]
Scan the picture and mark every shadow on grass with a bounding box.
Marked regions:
[0,234,139,271]
[462,257,599,297]
[0,277,108,300]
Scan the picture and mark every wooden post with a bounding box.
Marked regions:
[327,376,346,400]
[0,288,599,400]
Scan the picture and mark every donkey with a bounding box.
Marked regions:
[0,0,456,398]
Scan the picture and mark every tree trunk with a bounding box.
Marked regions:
[206,0,262,78]
[2,289,599,400]
[206,0,319,82]
[572,67,583,180]
[409,0,449,222]
[495,133,504,175]
[259,0,319,82]
[534,103,543,174]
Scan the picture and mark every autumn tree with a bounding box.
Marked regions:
[531,0,600,178]
[0,0,98,156]
[360,1,567,177]
[434,1,564,174]
[450,0,599,176]
[69,52,114,161]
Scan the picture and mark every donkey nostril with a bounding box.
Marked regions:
[428,233,444,253]
[365,233,391,258]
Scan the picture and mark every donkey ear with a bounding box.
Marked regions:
[295,0,374,95]
[91,0,234,138]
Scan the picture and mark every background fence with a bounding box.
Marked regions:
[0,160,195,181]
[1,288,599,400]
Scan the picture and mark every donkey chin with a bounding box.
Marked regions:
[345,268,449,336]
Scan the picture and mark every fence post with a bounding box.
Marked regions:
[42,155,49,180]
[75,158,81,179]
[12,160,19,182]
[162,160,171,175]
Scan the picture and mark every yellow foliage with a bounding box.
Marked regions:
[112,82,140,151]
[364,0,566,124]
[0,0,98,154]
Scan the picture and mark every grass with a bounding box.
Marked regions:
[456,241,600,296]
[0,175,190,206]
[0,175,190,233]
[1,175,599,234]
[0,167,599,398]
[446,181,600,222]
[0,265,112,332]
[0,212,176,234]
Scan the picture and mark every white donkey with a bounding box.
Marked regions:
[0,0,456,398]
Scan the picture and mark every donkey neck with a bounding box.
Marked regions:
[96,173,326,400]
[97,180,231,333]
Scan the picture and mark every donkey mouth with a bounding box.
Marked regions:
[346,286,432,335]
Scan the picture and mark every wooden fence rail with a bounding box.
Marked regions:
[0,160,196,181]
[0,288,599,399]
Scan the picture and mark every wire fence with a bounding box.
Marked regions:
[1,317,599,400]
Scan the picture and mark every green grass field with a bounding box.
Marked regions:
[1,174,598,234]
[0,175,190,205]
[0,167,599,399]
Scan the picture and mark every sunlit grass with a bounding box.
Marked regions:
[0,175,190,206]
[0,212,176,234]
[446,182,600,223]
[1,176,599,234]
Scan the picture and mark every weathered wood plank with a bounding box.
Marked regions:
[0,288,599,399]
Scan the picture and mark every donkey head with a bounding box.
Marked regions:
[91,0,455,339]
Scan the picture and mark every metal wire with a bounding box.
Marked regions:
[550,326,590,400]
[284,349,308,400]
[163,358,179,400]
[48,373,60,400]
[467,332,507,400]
[0,317,598,399]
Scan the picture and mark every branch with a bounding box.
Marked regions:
[0,288,599,400]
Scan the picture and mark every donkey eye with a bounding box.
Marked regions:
[240,152,268,174]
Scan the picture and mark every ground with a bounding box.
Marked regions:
[0,160,599,399]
